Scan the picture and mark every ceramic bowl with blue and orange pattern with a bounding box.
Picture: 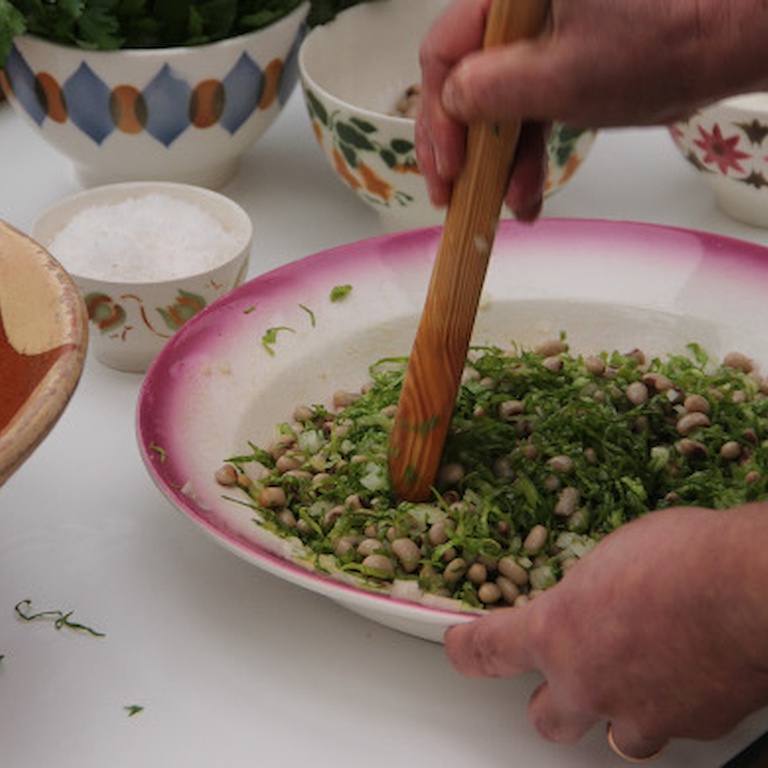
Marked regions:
[669,93,768,228]
[298,0,597,232]
[1,2,308,189]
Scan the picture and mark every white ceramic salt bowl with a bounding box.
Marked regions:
[33,182,253,373]
[1,2,308,189]
[298,0,597,231]
[669,93,768,228]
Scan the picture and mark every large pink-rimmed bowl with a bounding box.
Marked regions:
[136,219,768,642]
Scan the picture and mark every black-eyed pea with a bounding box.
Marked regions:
[498,556,529,586]
[362,553,395,578]
[626,348,646,366]
[443,557,468,584]
[584,356,605,376]
[428,521,450,547]
[441,546,458,562]
[720,441,742,460]
[467,562,488,585]
[215,464,239,486]
[437,462,465,487]
[277,509,297,529]
[312,472,332,488]
[677,438,707,458]
[746,470,762,484]
[543,475,561,492]
[334,535,358,557]
[332,390,360,410]
[268,433,295,459]
[496,576,520,604]
[258,486,286,509]
[554,486,580,516]
[296,518,312,534]
[523,524,548,555]
[345,493,364,510]
[723,351,754,373]
[283,469,313,481]
[542,355,564,371]
[676,411,711,436]
[498,399,524,421]
[513,594,531,608]
[560,556,579,575]
[535,338,567,357]
[293,404,314,423]
[276,454,303,474]
[357,538,383,557]
[323,505,345,527]
[391,538,421,573]
[642,372,672,393]
[478,582,502,605]
[547,454,574,474]
[684,393,710,414]
[625,381,649,406]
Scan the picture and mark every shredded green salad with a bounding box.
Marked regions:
[217,339,768,611]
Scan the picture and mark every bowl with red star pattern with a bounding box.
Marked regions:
[1,2,308,189]
[298,0,597,232]
[669,93,768,227]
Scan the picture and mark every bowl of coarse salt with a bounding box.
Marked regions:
[34,182,253,373]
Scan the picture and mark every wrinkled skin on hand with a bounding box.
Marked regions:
[416,0,768,216]
[444,505,768,759]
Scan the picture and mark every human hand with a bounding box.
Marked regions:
[444,504,768,760]
[417,0,768,216]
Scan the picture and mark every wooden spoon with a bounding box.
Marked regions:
[389,0,550,501]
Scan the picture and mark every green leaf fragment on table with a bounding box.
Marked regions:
[124,705,145,717]
[14,599,106,638]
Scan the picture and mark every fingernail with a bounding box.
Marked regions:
[442,78,460,116]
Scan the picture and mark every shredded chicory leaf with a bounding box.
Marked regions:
[218,341,768,611]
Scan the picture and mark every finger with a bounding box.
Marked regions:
[506,121,549,221]
[444,604,538,678]
[442,41,568,126]
[418,0,490,193]
[607,720,669,763]
[528,680,599,744]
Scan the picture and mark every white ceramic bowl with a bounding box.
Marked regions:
[137,219,768,642]
[669,93,768,227]
[34,181,253,373]
[298,0,597,231]
[1,2,308,188]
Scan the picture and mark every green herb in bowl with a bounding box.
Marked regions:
[216,339,768,612]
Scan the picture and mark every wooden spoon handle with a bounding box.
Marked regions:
[389,0,549,501]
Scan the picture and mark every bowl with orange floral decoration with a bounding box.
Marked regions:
[669,93,768,228]
[297,0,597,232]
[33,181,253,373]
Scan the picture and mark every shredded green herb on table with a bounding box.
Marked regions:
[217,340,768,611]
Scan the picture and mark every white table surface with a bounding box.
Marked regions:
[2,90,768,768]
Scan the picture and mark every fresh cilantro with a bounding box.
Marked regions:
[124,705,145,716]
[0,0,373,67]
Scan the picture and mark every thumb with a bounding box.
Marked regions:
[444,602,539,678]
